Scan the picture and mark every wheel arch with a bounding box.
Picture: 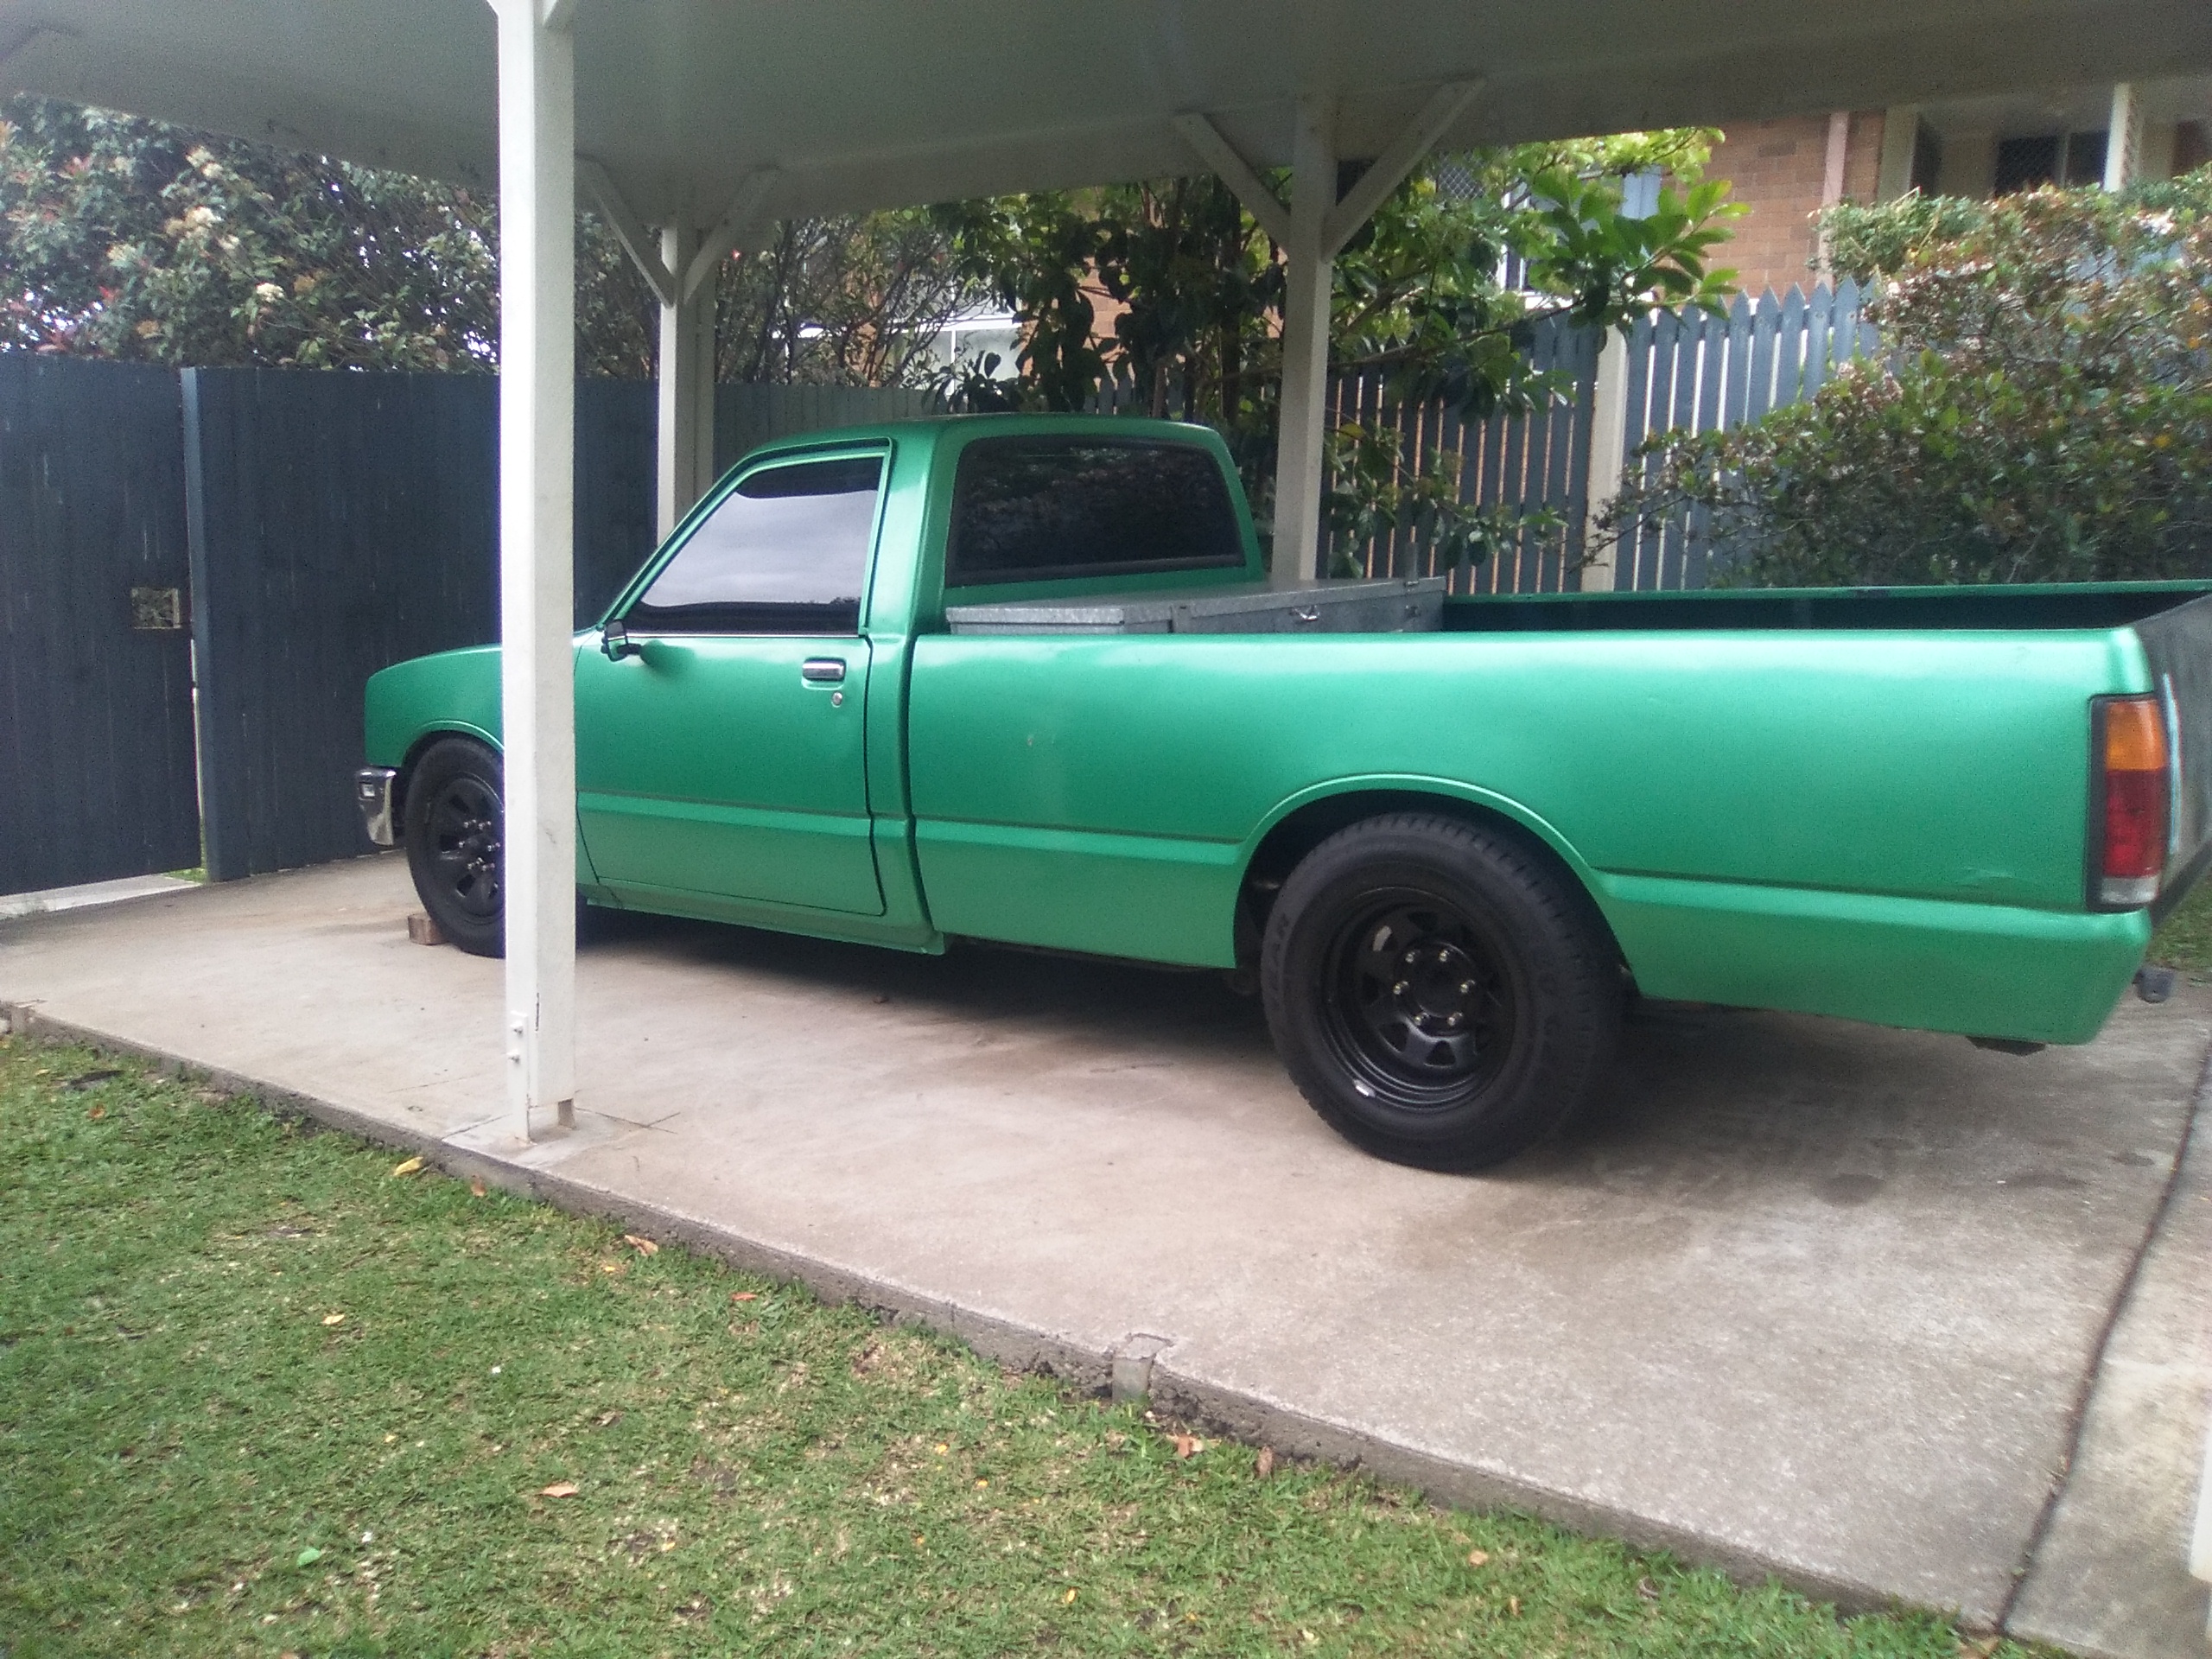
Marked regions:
[1236,779,1624,967]
[392,723,501,826]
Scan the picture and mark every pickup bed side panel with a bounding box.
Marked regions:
[906,630,2149,1043]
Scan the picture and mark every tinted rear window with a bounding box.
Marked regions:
[945,437,1244,588]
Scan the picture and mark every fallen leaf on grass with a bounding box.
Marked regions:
[294,1547,323,1567]
[622,1234,658,1255]
[729,1291,759,1302]
[1466,1549,1490,1567]
[321,1313,346,1326]
[1637,1576,1661,1603]
[1508,1596,1521,1618]
[1061,1588,1077,1605]
[469,1180,486,1198]
[1171,1433,1203,1459]
[86,1105,105,1120]
[1255,1446,1274,1479]
[389,1156,424,1178]
[539,1481,579,1498]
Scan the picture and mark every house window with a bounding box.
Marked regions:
[1910,124,1944,194]
[1994,130,2108,194]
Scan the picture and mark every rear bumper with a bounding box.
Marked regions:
[1597,872,2152,1046]
[354,767,399,848]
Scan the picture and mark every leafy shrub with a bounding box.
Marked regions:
[1601,174,2212,587]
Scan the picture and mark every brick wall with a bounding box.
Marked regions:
[1705,112,1885,296]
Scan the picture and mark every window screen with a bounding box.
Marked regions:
[945,437,1244,588]
[628,454,882,633]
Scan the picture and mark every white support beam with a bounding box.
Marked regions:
[539,0,575,29]
[683,168,779,304]
[1263,85,1474,584]
[1875,106,1919,201]
[1320,79,1480,257]
[493,0,576,1142]
[2105,82,2141,191]
[1270,98,1336,586]
[578,157,674,308]
[1580,326,1633,592]
[1173,112,1293,248]
[658,220,717,536]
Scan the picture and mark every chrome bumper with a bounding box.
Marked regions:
[355,766,399,847]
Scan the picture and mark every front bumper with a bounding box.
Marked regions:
[355,766,399,847]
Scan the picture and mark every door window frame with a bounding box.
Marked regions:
[604,440,893,638]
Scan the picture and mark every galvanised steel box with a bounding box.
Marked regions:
[944,576,1445,636]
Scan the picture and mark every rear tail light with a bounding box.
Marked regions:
[2093,695,2170,908]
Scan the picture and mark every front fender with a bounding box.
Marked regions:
[364,645,504,768]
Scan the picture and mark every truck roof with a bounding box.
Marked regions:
[737,410,1224,466]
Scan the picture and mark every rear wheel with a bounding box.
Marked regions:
[1260,813,1620,1170]
[404,738,506,958]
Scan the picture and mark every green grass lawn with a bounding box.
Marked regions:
[0,1038,2031,1659]
[2152,879,2212,980]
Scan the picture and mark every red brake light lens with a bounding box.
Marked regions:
[2096,696,2170,907]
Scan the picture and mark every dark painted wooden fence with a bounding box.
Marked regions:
[0,359,201,896]
[181,372,925,880]
[0,365,932,894]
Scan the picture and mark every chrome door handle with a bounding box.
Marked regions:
[800,658,847,684]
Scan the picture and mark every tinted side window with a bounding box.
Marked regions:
[628,454,882,633]
[945,438,1243,588]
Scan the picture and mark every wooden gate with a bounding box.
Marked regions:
[0,358,200,896]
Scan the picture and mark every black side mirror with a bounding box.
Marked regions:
[601,619,639,660]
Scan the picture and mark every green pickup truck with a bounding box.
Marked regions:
[359,413,2212,1169]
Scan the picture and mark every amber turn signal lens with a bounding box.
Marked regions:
[2105,696,2169,775]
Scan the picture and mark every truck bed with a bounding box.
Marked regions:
[1443,581,2212,632]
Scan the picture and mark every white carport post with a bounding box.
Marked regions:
[656,223,716,537]
[492,0,576,1141]
[582,166,777,535]
[1182,83,1479,584]
[1270,99,1338,586]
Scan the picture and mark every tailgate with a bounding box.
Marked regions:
[2134,590,2212,912]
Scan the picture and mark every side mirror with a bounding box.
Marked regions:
[601,619,639,660]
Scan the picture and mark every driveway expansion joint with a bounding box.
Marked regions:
[1999,1039,2212,1640]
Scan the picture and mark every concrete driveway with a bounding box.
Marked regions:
[3,854,2207,1657]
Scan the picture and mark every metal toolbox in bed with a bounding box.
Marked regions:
[944,575,1444,636]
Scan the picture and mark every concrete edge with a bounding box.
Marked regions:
[0,874,200,924]
[0,1000,1962,1628]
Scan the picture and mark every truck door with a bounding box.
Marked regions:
[575,450,886,917]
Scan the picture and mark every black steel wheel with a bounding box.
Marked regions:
[1261,812,1620,1170]
[1318,892,1523,1109]
[404,737,507,957]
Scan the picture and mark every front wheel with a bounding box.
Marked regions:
[404,738,507,957]
[1260,813,1621,1171]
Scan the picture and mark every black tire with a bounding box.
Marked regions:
[404,737,507,958]
[1259,812,1621,1171]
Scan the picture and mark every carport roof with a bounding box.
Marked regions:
[1,1,2207,226]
